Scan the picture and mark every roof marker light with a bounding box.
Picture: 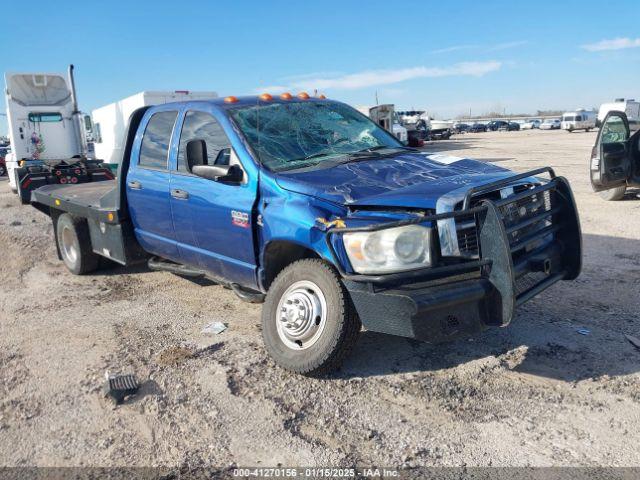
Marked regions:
[318,94,327,99]
[280,92,293,100]
[259,93,273,101]
[224,96,239,103]
[297,92,310,100]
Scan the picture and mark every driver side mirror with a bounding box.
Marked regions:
[186,139,207,171]
[186,139,243,183]
[192,164,243,183]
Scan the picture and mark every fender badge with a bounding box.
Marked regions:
[231,210,250,228]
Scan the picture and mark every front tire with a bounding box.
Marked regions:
[262,259,361,376]
[56,213,100,274]
[599,186,626,201]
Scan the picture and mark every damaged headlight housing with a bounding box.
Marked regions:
[343,225,432,274]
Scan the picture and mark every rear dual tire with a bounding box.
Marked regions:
[56,213,100,275]
[262,259,361,376]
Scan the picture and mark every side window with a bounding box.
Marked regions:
[601,114,629,145]
[177,111,231,172]
[139,111,178,169]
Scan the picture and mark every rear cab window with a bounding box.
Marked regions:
[138,111,178,170]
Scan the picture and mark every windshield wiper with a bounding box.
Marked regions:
[277,146,419,172]
[302,151,333,160]
[338,145,417,164]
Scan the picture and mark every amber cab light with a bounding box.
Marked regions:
[280,92,293,100]
[259,93,273,101]
[297,92,310,100]
[224,96,239,103]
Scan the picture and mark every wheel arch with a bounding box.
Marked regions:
[260,240,325,291]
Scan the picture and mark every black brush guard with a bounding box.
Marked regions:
[327,168,582,341]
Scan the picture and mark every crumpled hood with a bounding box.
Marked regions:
[275,152,513,209]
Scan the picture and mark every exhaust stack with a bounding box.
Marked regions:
[68,64,87,158]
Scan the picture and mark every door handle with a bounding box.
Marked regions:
[171,189,189,200]
[128,180,142,190]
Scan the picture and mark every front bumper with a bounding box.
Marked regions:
[329,169,582,342]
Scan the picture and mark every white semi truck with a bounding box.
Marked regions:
[91,90,218,165]
[357,104,408,145]
[4,66,94,194]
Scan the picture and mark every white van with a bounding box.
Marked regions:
[561,109,596,132]
[91,91,218,165]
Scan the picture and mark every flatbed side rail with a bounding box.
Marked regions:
[31,186,121,225]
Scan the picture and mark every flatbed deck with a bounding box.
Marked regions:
[31,180,122,223]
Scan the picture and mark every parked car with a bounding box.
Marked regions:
[453,122,470,134]
[499,122,520,132]
[0,147,8,176]
[521,119,541,130]
[27,95,582,375]
[486,120,509,131]
[590,110,639,201]
[540,119,561,130]
[469,123,487,133]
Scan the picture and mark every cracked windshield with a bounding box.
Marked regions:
[230,101,403,172]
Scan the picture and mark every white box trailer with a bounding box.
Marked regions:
[92,91,218,165]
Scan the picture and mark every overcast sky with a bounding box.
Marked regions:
[2,0,640,134]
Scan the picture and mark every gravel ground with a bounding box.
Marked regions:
[1,129,639,471]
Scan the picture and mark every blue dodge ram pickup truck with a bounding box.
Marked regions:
[30,94,582,375]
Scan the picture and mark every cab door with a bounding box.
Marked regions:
[590,111,632,192]
[126,107,180,261]
[169,107,258,288]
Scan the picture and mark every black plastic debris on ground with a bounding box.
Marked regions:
[103,374,139,404]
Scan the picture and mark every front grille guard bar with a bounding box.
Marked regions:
[326,167,557,284]
[325,167,581,325]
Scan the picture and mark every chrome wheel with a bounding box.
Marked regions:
[61,226,78,264]
[276,280,327,350]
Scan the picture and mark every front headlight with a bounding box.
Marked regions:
[343,225,432,274]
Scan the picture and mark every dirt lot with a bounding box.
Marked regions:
[1,129,639,471]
